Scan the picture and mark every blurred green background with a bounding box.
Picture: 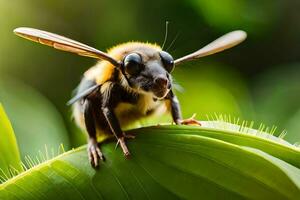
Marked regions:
[0,0,300,158]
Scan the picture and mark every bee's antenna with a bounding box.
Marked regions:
[161,21,169,50]
[166,31,180,52]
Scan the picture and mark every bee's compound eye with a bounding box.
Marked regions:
[159,51,174,73]
[123,53,143,75]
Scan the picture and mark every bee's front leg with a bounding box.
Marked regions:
[169,91,182,125]
[169,91,201,126]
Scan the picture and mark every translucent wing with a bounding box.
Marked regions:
[67,84,100,106]
[174,30,247,65]
[14,27,120,67]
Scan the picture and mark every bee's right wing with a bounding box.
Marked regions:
[174,30,247,65]
[14,27,120,67]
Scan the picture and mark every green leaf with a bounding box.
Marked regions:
[146,124,300,169]
[0,125,299,199]
[0,103,22,180]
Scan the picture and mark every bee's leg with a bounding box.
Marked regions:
[83,99,104,168]
[102,106,131,158]
[169,91,182,125]
[170,91,201,126]
[179,114,201,126]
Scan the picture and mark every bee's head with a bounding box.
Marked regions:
[121,49,174,99]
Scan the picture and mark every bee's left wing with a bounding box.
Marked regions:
[67,84,100,106]
[14,27,120,67]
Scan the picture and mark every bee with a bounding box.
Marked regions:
[14,27,246,167]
